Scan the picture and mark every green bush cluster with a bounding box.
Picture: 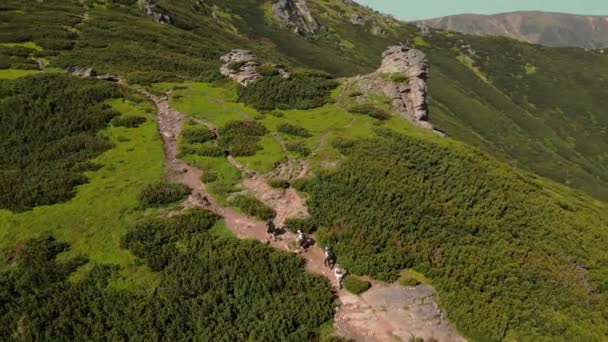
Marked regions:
[399,277,421,287]
[111,115,147,128]
[257,64,279,76]
[284,217,317,234]
[347,104,391,120]
[342,275,371,295]
[0,215,334,340]
[137,181,190,208]
[0,46,39,70]
[180,143,225,157]
[231,194,276,220]
[277,123,312,138]
[286,142,311,156]
[268,179,290,189]
[122,209,219,270]
[304,129,608,341]
[237,74,338,110]
[182,125,216,144]
[0,74,120,212]
[219,120,268,157]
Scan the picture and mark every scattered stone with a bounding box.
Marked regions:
[96,74,119,82]
[371,25,386,36]
[350,13,367,25]
[139,0,172,24]
[272,0,323,37]
[66,66,97,77]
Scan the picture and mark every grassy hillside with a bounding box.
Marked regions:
[302,129,608,340]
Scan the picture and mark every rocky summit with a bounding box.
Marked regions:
[272,0,323,37]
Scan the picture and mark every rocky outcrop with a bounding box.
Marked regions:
[219,49,291,86]
[272,0,323,37]
[65,66,119,82]
[220,50,261,86]
[139,0,172,24]
[377,46,431,128]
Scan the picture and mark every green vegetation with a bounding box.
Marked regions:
[304,129,608,340]
[237,73,338,110]
[347,103,391,120]
[342,275,371,295]
[136,181,190,208]
[383,72,409,82]
[231,194,276,220]
[0,95,163,285]
[183,155,241,201]
[110,115,147,128]
[268,179,290,189]
[0,74,120,212]
[277,123,312,137]
[182,123,216,144]
[219,120,268,156]
[286,142,312,157]
[284,218,317,234]
[0,209,334,340]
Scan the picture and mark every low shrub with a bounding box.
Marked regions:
[201,172,218,183]
[268,179,290,189]
[180,143,225,157]
[226,60,246,72]
[182,125,216,144]
[399,277,421,287]
[286,142,311,156]
[348,91,363,97]
[331,137,357,153]
[137,181,190,208]
[384,72,409,82]
[270,111,285,118]
[219,120,268,157]
[257,64,279,77]
[111,116,147,128]
[343,275,371,295]
[347,104,391,120]
[231,195,276,220]
[284,218,317,234]
[277,123,312,138]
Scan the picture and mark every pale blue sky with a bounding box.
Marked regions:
[356,0,608,20]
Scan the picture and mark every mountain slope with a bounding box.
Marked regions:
[416,11,608,49]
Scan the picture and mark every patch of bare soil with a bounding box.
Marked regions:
[143,89,465,342]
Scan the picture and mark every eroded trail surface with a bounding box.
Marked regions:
[143,89,464,342]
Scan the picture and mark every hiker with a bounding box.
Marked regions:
[334,264,346,289]
[295,230,309,253]
[324,246,335,269]
[266,219,278,242]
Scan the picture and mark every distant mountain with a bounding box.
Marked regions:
[416,11,608,48]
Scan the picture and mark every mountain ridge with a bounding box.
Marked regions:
[415,10,608,48]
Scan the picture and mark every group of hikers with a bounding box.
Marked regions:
[266,219,347,288]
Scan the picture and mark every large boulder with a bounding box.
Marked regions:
[220,50,261,86]
[377,46,430,125]
[272,0,323,37]
[139,0,172,24]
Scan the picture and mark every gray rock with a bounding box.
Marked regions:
[219,49,262,86]
[377,46,430,123]
[139,0,172,24]
[272,0,323,37]
[66,66,97,77]
[350,13,367,25]
[371,26,386,36]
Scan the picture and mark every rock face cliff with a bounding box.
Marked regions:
[139,0,172,24]
[377,46,430,125]
[220,50,261,86]
[272,0,323,37]
[220,49,291,86]
[349,46,435,132]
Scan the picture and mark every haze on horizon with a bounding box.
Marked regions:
[356,0,608,20]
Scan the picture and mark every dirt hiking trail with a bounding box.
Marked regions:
[142,89,465,342]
